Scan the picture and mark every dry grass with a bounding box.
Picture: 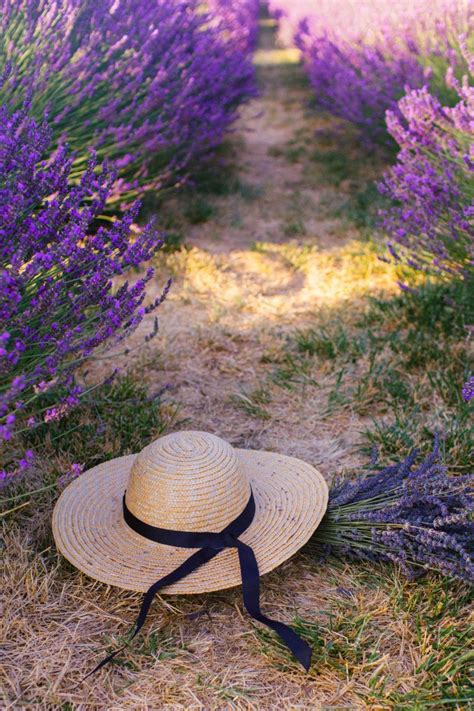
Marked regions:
[1,10,473,710]
[2,515,472,708]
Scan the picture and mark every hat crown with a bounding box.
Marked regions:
[125,431,251,532]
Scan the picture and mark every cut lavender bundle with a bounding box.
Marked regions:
[308,439,474,584]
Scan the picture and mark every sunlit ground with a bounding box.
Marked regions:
[157,240,400,331]
[253,46,301,65]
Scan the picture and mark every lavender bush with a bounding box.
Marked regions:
[379,57,473,279]
[287,1,472,146]
[0,96,169,481]
[309,439,474,584]
[0,0,257,204]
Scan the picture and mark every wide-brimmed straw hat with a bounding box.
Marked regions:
[53,430,327,593]
[53,431,328,671]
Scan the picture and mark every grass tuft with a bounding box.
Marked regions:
[184,197,216,224]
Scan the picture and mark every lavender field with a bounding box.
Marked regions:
[1,1,473,708]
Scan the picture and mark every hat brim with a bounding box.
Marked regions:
[52,449,328,594]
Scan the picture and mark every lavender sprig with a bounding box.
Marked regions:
[463,376,474,402]
[209,0,260,53]
[309,437,474,584]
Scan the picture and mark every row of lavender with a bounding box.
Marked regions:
[273,1,471,144]
[269,1,473,584]
[1,0,259,203]
[270,0,473,382]
[0,0,259,479]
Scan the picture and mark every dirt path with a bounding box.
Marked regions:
[118,9,393,478]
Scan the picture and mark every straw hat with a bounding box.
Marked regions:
[53,431,328,594]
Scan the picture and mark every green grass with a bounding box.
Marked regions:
[309,148,356,186]
[270,125,389,231]
[162,229,185,251]
[283,219,307,237]
[255,565,473,708]
[268,143,305,163]
[236,180,264,202]
[184,196,216,224]
[261,279,473,468]
[269,352,318,391]
[142,139,264,241]
[308,147,388,230]
[231,386,272,419]
[185,142,245,198]
[385,576,474,708]
[141,138,264,240]
[333,181,388,230]
[113,629,182,669]
[29,373,175,462]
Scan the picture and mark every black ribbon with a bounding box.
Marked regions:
[85,490,311,677]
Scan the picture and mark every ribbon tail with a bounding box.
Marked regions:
[83,546,220,680]
[236,541,312,671]
[82,645,127,680]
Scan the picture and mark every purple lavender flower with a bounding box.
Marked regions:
[0,0,258,204]
[309,437,474,584]
[295,24,428,147]
[0,98,167,474]
[57,462,84,489]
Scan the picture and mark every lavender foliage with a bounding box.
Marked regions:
[0,97,168,475]
[379,56,474,280]
[0,0,258,204]
[309,438,474,584]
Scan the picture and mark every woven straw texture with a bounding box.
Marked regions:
[52,431,328,594]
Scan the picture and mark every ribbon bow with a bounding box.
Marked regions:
[86,490,312,677]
